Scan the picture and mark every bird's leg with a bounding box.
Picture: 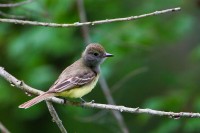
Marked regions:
[80,97,87,103]
[80,98,95,103]
[63,98,68,104]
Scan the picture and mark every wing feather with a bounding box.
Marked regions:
[49,72,96,93]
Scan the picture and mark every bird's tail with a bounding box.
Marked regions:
[19,93,55,109]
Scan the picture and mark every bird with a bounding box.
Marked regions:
[19,43,113,109]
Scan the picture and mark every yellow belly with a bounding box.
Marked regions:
[58,75,99,98]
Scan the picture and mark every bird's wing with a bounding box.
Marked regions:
[49,72,96,93]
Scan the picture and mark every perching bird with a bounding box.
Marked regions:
[19,43,113,109]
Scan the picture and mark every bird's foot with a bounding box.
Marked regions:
[80,98,95,104]
[89,100,95,103]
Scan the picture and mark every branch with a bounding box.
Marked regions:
[77,0,90,45]
[111,67,148,93]
[0,121,10,133]
[76,110,108,122]
[0,11,25,19]
[1,67,200,119]
[0,67,66,132]
[1,66,200,119]
[76,0,129,132]
[0,7,181,27]
[80,103,200,118]
[99,77,130,133]
[0,0,33,8]
[0,67,63,105]
[46,101,68,133]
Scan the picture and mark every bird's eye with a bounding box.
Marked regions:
[93,53,99,56]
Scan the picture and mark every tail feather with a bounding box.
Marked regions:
[19,93,54,109]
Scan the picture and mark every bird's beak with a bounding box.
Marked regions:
[104,52,113,57]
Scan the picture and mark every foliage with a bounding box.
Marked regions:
[0,0,199,132]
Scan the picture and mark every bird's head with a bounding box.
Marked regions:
[82,43,113,68]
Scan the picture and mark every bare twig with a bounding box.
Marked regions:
[77,0,90,44]
[81,62,149,123]
[46,101,68,133]
[99,77,129,133]
[1,66,200,118]
[0,11,25,19]
[76,0,129,132]
[0,7,181,27]
[0,67,65,132]
[76,110,108,122]
[0,0,34,8]
[0,121,10,133]
[111,67,148,93]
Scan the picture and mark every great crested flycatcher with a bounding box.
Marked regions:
[19,43,113,109]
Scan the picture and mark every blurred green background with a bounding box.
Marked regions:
[0,0,200,133]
